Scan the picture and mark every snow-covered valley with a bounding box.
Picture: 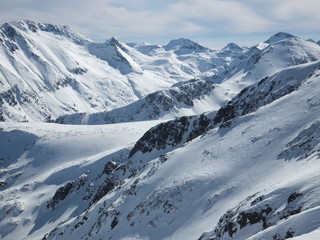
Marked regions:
[1,20,320,239]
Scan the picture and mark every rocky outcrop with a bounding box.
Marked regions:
[129,113,213,158]
[47,174,88,209]
[130,62,320,158]
[199,187,316,240]
[278,120,320,161]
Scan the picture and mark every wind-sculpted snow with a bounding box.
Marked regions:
[55,79,217,124]
[0,121,161,240]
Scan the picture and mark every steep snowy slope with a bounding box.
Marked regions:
[0,120,162,240]
[0,20,147,122]
[2,60,320,240]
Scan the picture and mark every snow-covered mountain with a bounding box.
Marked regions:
[1,19,320,240]
[2,58,320,239]
[0,20,145,122]
[55,33,320,125]
[0,20,227,122]
[1,20,320,123]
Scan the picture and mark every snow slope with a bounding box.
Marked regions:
[2,59,320,239]
[0,20,144,122]
[0,120,162,240]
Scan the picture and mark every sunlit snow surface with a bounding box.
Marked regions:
[0,120,163,239]
[1,61,320,239]
[1,20,320,240]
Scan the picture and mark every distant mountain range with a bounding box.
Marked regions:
[1,20,320,123]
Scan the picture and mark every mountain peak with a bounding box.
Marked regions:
[265,32,296,44]
[105,37,121,45]
[222,42,242,51]
[164,38,206,53]
[1,20,88,44]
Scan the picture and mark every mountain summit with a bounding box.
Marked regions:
[264,31,296,44]
[164,38,208,54]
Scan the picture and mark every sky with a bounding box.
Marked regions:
[1,0,320,49]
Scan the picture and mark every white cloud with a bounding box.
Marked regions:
[0,0,319,47]
[168,0,276,34]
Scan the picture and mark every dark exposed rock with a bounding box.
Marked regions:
[47,174,87,209]
[0,89,18,106]
[278,121,320,161]
[237,205,272,229]
[55,79,216,125]
[0,111,4,122]
[199,189,308,240]
[0,181,7,187]
[212,102,235,126]
[111,216,119,229]
[47,182,73,209]
[90,180,117,205]
[103,161,117,175]
[2,23,17,39]
[285,229,295,238]
[129,113,214,158]
[130,65,311,158]
[71,67,87,75]
[27,22,38,32]
[287,192,303,204]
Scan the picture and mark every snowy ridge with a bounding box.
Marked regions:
[128,61,320,159]
[55,79,218,124]
[55,36,320,126]
[164,38,209,54]
[214,33,320,85]
[264,32,296,44]
[87,37,143,75]
[0,20,143,122]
